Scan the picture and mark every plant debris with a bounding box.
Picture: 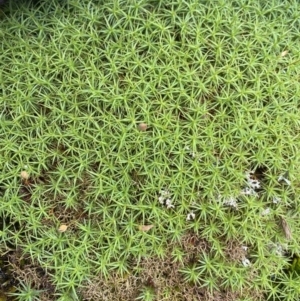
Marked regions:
[280,217,292,240]
[138,225,154,232]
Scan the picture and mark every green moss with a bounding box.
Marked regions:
[289,254,300,275]
[1,0,300,300]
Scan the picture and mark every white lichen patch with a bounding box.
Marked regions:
[278,175,291,186]
[158,189,174,209]
[186,211,195,221]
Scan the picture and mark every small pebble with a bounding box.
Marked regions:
[58,224,68,232]
[138,123,148,131]
[20,171,29,180]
